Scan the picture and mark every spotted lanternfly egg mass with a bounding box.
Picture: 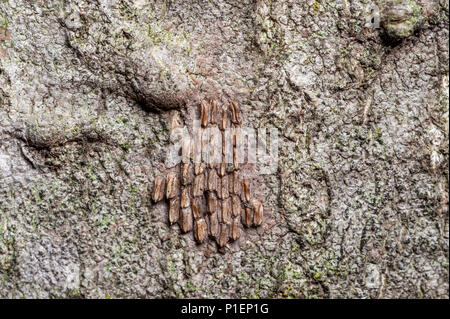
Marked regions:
[151,99,264,249]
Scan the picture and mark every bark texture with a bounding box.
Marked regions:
[0,0,448,298]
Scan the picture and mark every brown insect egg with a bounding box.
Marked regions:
[200,100,209,127]
[152,176,165,202]
[230,101,241,124]
[193,131,202,166]
[218,224,229,247]
[233,147,239,171]
[223,131,234,166]
[216,177,223,200]
[233,126,242,148]
[231,195,242,217]
[208,128,221,169]
[201,127,209,152]
[180,207,193,233]
[218,160,227,177]
[193,174,204,197]
[166,172,178,199]
[192,197,203,219]
[210,100,218,124]
[207,168,218,192]
[231,217,240,241]
[232,171,241,195]
[194,218,208,243]
[207,192,218,214]
[181,138,193,163]
[180,187,191,208]
[242,207,253,228]
[181,162,193,186]
[228,172,235,194]
[241,179,251,203]
[221,197,232,224]
[220,108,230,131]
[209,212,219,238]
[253,200,264,226]
[169,198,180,224]
[221,130,226,156]
[221,175,230,199]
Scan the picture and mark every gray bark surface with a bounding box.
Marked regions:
[0,0,448,298]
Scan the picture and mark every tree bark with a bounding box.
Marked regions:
[0,0,448,298]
